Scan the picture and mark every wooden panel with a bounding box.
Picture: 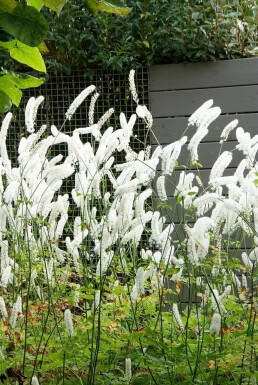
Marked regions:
[149,58,258,91]
[151,113,258,145]
[155,141,243,170]
[150,85,258,118]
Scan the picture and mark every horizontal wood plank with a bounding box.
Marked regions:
[153,168,235,196]
[154,141,243,170]
[151,113,258,145]
[150,85,258,118]
[149,58,258,91]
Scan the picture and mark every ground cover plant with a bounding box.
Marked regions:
[0,71,257,385]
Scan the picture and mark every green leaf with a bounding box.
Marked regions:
[0,90,12,113]
[0,75,22,106]
[0,40,46,72]
[1,72,45,89]
[44,0,68,16]
[26,0,44,11]
[0,4,48,47]
[0,0,18,12]
[86,0,131,16]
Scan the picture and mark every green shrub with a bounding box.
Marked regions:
[44,0,257,73]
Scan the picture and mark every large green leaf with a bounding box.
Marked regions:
[86,0,131,16]
[1,72,45,89]
[0,4,48,47]
[0,75,22,106]
[26,0,44,11]
[0,90,12,113]
[44,0,68,16]
[0,40,46,72]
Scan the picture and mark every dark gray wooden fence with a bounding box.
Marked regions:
[149,57,258,192]
[149,58,258,304]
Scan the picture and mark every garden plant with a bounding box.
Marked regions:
[0,71,257,385]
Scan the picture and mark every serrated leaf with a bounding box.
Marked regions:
[0,4,48,47]
[44,0,68,16]
[0,90,12,113]
[0,75,22,106]
[26,0,44,11]
[0,40,46,72]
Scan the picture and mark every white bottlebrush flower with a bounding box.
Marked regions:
[129,70,139,104]
[25,96,44,133]
[209,151,232,181]
[172,303,184,330]
[65,85,95,120]
[210,176,238,188]
[188,99,213,126]
[211,289,227,314]
[220,119,238,142]
[125,358,132,382]
[219,285,231,302]
[223,199,241,214]
[142,105,153,128]
[10,299,20,328]
[197,106,221,131]
[249,247,258,263]
[156,175,167,201]
[210,313,221,336]
[131,267,145,301]
[0,297,8,319]
[187,127,208,161]
[242,252,253,270]
[93,290,101,311]
[31,376,40,385]
[1,265,12,288]
[136,105,146,118]
[96,251,114,276]
[97,108,114,129]
[64,309,74,336]
[193,193,220,216]
[88,92,99,125]
[242,275,247,290]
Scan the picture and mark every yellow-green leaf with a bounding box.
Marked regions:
[44,0,68,16]
[0,40,46,72]
[38,41,49,54]
[26,0,44,11]
[0,76,22,106]
[0,0,18,12]
[0,90,12,113]
[98,1,131,16]
[1,72,45,89]
[86,0,131,16]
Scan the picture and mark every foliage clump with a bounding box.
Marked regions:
[44,0,258,73]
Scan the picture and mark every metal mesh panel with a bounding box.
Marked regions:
[8,68,150,240]
[9,68,149,158]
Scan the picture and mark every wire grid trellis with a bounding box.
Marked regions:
[8,68,150,240]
